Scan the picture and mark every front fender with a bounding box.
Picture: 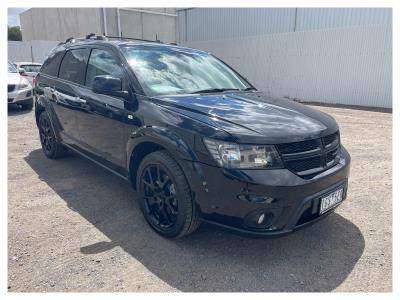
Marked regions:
[34,95,46,126]
[126,126,209,196]
[126,125,199,166]
[35,95,63,142]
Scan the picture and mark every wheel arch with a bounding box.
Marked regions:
[127,126,201,190]
[34,95,46,127]
[128,141,165,190]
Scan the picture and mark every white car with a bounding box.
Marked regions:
[14,62,42,86]
[8,61,33,110]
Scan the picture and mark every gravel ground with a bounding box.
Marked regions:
[8,104,392,292]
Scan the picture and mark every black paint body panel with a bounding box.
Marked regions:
[34,40,351,237]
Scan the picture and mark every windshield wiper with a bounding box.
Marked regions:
[189,88,241,94]
[241,87,257,91]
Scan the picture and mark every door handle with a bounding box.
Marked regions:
[49,88,58,102]
[75,97,87,104]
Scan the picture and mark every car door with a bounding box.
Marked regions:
[50,48,90,147]
[74,46,130,173]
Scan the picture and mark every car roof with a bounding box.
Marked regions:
[60,37,208,56]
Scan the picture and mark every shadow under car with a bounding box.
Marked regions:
[24,148,365,292]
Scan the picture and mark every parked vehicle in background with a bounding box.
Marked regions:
[34,35,350,239]
[8,61,33,110]
[14,62,42,87]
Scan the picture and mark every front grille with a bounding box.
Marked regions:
[276,132,340,178]
[285,156,322,173]
[277,139,320,154]
[326,147,340,165]
[8,84,15,92]
[322,132,339,147]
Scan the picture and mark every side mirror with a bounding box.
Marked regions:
[18,67,26,75]
[92,75,128,98]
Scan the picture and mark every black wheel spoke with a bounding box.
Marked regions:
[142,179,153,189]
[156,166,162,185]
[159,176,169,189]
[165,199,178,215]
[145,196,156,206]
[40,132,45,143]
[159,204,172,224]
[39,115,54,153]
[146,168,154,186]
[141,163,179,230]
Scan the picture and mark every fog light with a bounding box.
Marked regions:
[257,213,265,225]
[244,211,275,229]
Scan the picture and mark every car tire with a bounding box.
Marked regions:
[136,150,201,238]
[38,111,67,159]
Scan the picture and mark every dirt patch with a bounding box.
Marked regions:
[8,105,392,292]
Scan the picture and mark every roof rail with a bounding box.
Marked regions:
[86,33,96,39]
[59,33,161,46]
[105,35,163,44]
[85,33,107,40]
[57,34,108,46]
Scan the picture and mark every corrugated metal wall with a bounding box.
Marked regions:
[183,25,392,108]
[178,8,295,42]
[20,8,103,42]
[8,40,59,63]
[117,8,177,43]
[177,8,392,42]
[295,8,392,31]
[20,8,177,43]
[178,8,392,108]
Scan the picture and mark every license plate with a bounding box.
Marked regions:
[319,188,344,215]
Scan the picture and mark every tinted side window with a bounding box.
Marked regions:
[41,49,64,76]
[59,49,89,85]
[85,49,124,87]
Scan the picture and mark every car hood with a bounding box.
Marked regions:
[154,92,339,144]
[8,72,29,86]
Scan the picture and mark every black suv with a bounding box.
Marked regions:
[35,35,350,238]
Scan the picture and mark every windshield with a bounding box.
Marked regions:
[121,45,252,96]
[21,65,41,72]
[8,62,17,73]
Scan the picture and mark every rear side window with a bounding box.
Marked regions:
[59,49,89,85]
[85,49,125,87]
[41,50,64,76]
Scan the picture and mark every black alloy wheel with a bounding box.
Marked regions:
[38,111,67,159]
[39,112,54,154]
[141,164,179,229]
[137,151,200,238]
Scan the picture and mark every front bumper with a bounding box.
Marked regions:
[180,146,351,237]
[8,87,33,105]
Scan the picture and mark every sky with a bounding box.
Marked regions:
[8,8,29,27]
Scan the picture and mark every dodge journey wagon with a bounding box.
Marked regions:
[35,34,350,238]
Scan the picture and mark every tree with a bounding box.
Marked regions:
[8,26,22,41]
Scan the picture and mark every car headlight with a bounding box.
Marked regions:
[203,138,283,169]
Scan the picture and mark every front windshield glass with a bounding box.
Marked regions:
[8,62,17,73]
[120,45,251,96]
